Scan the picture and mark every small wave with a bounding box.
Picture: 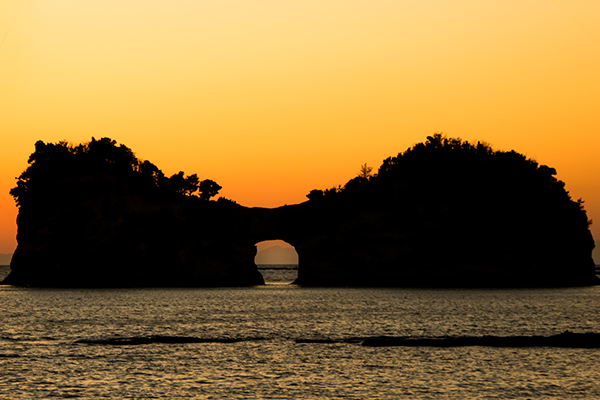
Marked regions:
[0,336,21,342]
[295,338,364,344]
[72,331,600,347]
[293,331,600,348]
[361,331,600,348]
[1,335,57,343]
[75,335,267,346]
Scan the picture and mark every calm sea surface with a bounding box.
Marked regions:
[1,266,599,399]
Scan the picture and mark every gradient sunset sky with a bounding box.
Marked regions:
[1,1,599,254]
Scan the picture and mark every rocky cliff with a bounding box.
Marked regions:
[291,135,598,287]
[4,138,263,287]
[4,135,597,287]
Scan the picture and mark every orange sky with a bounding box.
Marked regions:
[1,1,599,254]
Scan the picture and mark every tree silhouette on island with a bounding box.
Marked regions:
[3,134,597,287]
[10,138,223,206]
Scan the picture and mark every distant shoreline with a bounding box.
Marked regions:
[0,253,12,266]
[257,264,298,270]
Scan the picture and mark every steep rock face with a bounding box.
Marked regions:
[288,135,598,287]
[4,139,263,287]
[6,194,265,287]
[6,191,265,287]
[4,135,597,287]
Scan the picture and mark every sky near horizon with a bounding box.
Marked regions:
[1,1,599,254]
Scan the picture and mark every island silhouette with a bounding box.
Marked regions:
[3,134,597,287]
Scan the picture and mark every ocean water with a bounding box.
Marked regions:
[258,267,298,284]
[1,266,599,399]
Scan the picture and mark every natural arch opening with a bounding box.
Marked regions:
[254,240,299,284]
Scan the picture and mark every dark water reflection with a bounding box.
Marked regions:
[0,281,599,398]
